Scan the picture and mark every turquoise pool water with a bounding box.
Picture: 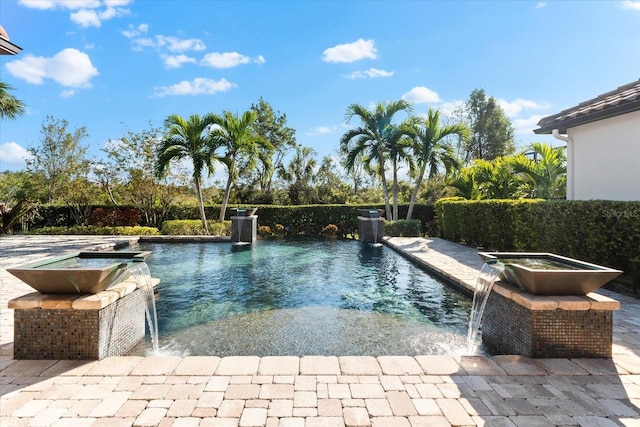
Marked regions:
[130,240,474,356]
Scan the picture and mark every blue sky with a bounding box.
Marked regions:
[1,0,639,175]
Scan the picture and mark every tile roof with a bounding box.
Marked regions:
[534,79,640,134]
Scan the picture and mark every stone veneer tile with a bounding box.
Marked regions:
[299,356,340,375]
[339,356,381,376]
[72,292,117,310]
[130,356,182,376]
[258,357,299,376]
[556,296,591,311]
[7,292,47,309]
[587,293,621,310]
[40,295,76,310]
[377,356,423,375]
[491,355,546,376]
[174,356,220,376]
[414,356,460,375]
[216,356,261,375]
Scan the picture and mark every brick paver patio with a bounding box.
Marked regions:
[1,235,639,426]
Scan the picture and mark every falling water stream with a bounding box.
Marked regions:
[128,262,160,355]
[466,259,505,353]
[369,210,382,247]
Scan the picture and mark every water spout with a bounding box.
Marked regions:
[466,259,504,353]
[369,210,382,247]
[128,262,160,355]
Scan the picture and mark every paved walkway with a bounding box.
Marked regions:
[1,235,639,427]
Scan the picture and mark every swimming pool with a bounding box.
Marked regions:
[129,239,475,356]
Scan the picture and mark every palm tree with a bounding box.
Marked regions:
[406,108,468,220]
[155,114,218,234]
[0,81,25,120]
[210,110,272,222]
[473,157,524,199]
[340,100,413,219]
[511,142,566,199]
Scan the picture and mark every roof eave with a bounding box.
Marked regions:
[533,101,640,134]
[0,37,22,55]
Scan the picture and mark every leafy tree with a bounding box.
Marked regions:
[316,155,350,204]
[155,114,218,234]
[102,123,183,227]
[406,108,468,220]
[249,97,297,195]
[0,81,25,120]
[277,145,317,204]
[462,88,515,162]
[340,100,413,219]
[26,116,90,203]
[473,157,524,199]
[448,167,479,200]
[511,142,566,199]
[210,110,272,222]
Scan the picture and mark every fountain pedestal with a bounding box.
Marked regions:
[358,209,385,244]
[231,215,257,244]
[482,281,620,358]
[8,277,159,359]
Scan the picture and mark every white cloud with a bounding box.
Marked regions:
[60,89,76,97]
[513,115,545,135]
[622,0,640,10]
[201,52,265,69]
[18,0,101,10]
[306,126,336,136]
[0,142,32,168]
[122,23,148,39]
[163,54,197,69]
[5,48,98,88]
[536,2,547,8]
[322,38,377,63]
[402,86,441,104]
[497,98,550,118]
[346,68,394,79]
[129,35,206,53]
[20,0,131,27]
[438,100,465,118]
[153,77,237,97]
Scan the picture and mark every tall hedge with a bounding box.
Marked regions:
[435,198,640,277]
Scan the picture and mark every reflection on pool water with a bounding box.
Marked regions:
[129,239,476,357]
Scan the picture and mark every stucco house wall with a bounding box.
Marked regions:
[568,110,640,201]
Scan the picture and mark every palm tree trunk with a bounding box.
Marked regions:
[378,158,392,220]
[406,164,427,221]
[219,160,235,223]
[392,159,399,221]
[194,177,209,235]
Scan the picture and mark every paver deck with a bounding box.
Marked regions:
[1,235,639,426]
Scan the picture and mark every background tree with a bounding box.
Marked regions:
[248,97,297,199]
[102,124,183,227]
[473,157,524,199]
[340,100,413,220]
[278,145,318,204]
[210,110,271,222]
[462,88,515,162]
[511,142,566,199]
[0,81,25,120]
[26,116,90,203]
[315,155,350,203]
[405,108,467,220]
[156,114,217,234]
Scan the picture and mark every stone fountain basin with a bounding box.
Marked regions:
[477,252,622,296]
[6,251,151,295]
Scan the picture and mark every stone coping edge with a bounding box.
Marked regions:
[8,277,160,310]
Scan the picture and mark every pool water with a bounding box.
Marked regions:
[129,240,474,357]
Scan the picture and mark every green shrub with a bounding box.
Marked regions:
[28,226,159,235]
[436,198,640,286]
[384,220,421,237]
[161,220,231,236]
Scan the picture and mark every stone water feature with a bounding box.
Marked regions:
[7,251,160,359]
[231,207,258,245]
[358,208,385,245]
[472,252,622,358]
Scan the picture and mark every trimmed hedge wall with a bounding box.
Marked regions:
[435,198,640,281]
[26,203,436,237]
